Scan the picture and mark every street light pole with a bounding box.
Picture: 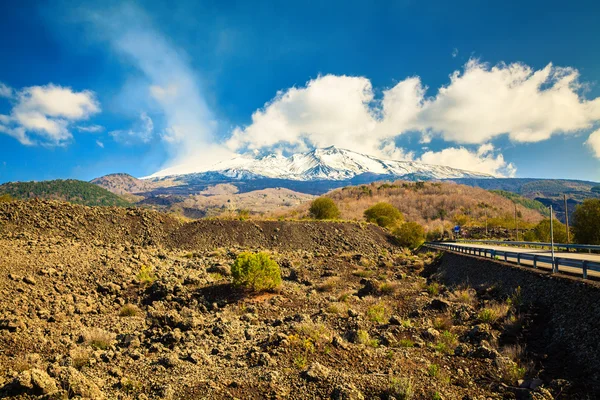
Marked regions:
[550,205,556,273]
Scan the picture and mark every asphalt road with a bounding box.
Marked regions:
[437,242,600,279]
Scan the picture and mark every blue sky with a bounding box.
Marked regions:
[1,0,600,183]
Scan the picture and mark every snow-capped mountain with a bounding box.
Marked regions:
[146,146,493,181]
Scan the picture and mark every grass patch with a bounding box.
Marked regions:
[356,330,379,347]
[379,282,399,295]
[427,364,440,377]
[435,331,458,355]
[326,302,347,315]
[388,377,414,400]
[82,328,114,350]
[399,339,414,348]
[426,283,440,296]
[451,288,476,305]
[137,265,156,284]
[119,304,140,317]
[433,316,453,331]
[478,302,510,324]
[367,303,388,324]
[317,277,339,292]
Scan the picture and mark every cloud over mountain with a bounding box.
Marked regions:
[0,83,100,145]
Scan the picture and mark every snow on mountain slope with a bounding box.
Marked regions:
[145,146,494,181]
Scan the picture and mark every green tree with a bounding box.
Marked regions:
[524,219,568,243]
[309,197,340,220]
[232,252,282,292]
[393,222,425,249]
[364,202,404,228]
[572,199,600,244]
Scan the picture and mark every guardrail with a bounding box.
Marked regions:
[424,242,600,280]
[454,239,600,253]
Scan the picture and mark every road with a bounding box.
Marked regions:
[432,242,600,279]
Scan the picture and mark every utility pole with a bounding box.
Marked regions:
[514,202,519,241]
[564,194,570,244]
[550,205,556,272]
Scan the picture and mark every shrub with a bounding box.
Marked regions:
[137,265,156,284]
[356,330,379,347]
[119,304,140,317]
[309,197,340,220]
[435,331,458,354]
[388,377,414,400]
[232,252,282,292]
[364,202,404,228]
[478,302,509,324]
[527,219,568,243]
[394,222,425,249]
[0,194,14,203]
[83,328,114,350]
[573,199,600,244]
[367,303,388,323]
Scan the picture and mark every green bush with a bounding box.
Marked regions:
[309,197,340,220]
[363,202,404,228]
[393,222,425,249]
[573,199,600,244]
[525,218,568,243]
[232,252,282,291]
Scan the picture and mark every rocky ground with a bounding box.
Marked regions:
[0,200,573,399]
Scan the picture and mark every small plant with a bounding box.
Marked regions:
[352,269,374,278]
[338,291,352,302]
[508,286,523,309]
[119,304,140,317]
[137,265,156,284]
[232,252,282,292]
[401,319,413,328]
[478,302,509,324]
[317,277,339,292]
[399,339,414,348]
[433,316,453,331]
[326,302,347,315]
[435,331,458,355]
[293,354,307,369]
[388,377,414,400]
[296,322,332,345]
[83,328,114,350]
[367,303,388,324]
[379,282,398,295]
[426,283,440,296]
[120,377,141,394]
[70,347,91,370]
[452,288,475,305]
[356,330,379,347]
[432,392,442,400]
[427,364,440,377]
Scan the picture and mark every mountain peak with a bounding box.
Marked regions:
[146,147,494,181]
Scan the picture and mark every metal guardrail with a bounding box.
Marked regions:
[454,239,600,253]
[425,242,600,280]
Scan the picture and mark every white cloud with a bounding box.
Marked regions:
[452,48,458,58]
[0,82,12,98]
[77,124,104,133]
[585,129,600,158]
[109,112,154,144]
[96,140,104,148]
[228,60,600,175]
[418,144,516,177]
[88,3,234,169]
[0,84,100,145]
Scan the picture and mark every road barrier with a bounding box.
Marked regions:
[424,242,600,280]
[455,239,600,253]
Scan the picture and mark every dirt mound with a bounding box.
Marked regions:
[0,200,393,255]
[172,220,392,254]
[0,199,182,246]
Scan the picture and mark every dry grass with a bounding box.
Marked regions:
[433,316,453,331]
[367,303,389,324]
[451,288,476,305]
[82,328,114,350]
[317,277,339,292]
[70,347,92,370]
[478,302,510,324]
[119,304,140,317]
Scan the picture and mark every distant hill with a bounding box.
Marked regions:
[450,178,600,223]
[274,180,545,234]
[0,179,132,207]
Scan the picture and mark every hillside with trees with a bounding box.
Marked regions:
[0,180,132,207]
[276,181,545,235]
